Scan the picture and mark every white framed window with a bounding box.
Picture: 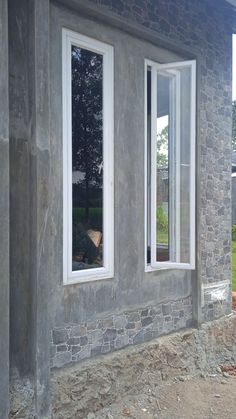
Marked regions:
[62,29,114,284]
[145,59,196,271]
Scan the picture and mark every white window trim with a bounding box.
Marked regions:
[144,59,196,272]
[62,29,114,285]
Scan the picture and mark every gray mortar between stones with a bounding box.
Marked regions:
[51,296,192,368]
[46,0,233,373]
[10,314,236,419]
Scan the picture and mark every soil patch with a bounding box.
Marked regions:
[95,375,236,419]
[51,314,236,419]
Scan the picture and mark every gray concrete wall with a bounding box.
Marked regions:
[0,0,9,416]
[9,0,51,416]
[83,0,233,321]
[8,0,233,400]
[49,3,196,368]
[9,0,32,378]
[29,0,51,414]
[49,0,233,368]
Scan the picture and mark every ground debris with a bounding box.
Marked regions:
[156,399,161,411]
[220,364,236,376]
[50,315,236,419]
[122,407,131,416]
[221,379,228,384]
[95,377,236,418]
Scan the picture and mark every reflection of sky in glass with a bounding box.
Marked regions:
[72,48,81,60]
[157,115,168,159]
[157,115,168,134]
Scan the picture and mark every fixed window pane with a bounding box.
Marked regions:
[63,30,114,283]
[71,46,103,271]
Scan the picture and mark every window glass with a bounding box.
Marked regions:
[156,73,171,262]
[63,29,114,283]
[146,60,195,269]
[71,46,103,271]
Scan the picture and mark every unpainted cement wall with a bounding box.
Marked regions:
[9,0,51,416]
[48,0,233,369]
[8,0,233,416]
[49,2,194,369]
[87,0,233,318]
[0,0,9,417]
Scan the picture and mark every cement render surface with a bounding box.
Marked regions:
[50,1,192,329]
[0,0,9,417]
[28,1,51,415]
[9,0,32,378]
[9,0,51,416]
[87,0,233,304]
[48,0,232,365]
[8,0,234,416]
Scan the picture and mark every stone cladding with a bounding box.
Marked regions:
[87,0,233,319]
[51,296,192,368]
[49,0,234,367]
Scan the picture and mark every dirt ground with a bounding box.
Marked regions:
[50,315,236,419]
[11,316,236,418]
[92,375,236,419]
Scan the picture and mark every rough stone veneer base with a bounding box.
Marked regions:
[51,296,192,368]
[10,314,236,419]
[51,313,236,419]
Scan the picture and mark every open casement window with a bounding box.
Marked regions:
[145,59,196,271]
[63,29,114,284]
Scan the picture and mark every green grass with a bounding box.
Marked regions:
[232,240,236,291]
[73,207,102,219]
[73,207,102,230]
[157,229,168,244]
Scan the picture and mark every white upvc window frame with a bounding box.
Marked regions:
[62,29,114,285]
[144,59,196,272]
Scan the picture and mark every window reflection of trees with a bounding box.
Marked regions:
[71,46,103,270]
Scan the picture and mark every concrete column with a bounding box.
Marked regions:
[9,0,32,378]
[28,0,51,415]
[0,0,9,417]
[9,0,51,416]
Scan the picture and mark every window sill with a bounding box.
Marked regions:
[63,267,114,285]
[145,262,195,273]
